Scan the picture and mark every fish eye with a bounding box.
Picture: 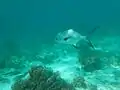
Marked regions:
[64,36,71,41]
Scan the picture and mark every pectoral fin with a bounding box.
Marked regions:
[87,40,95,50]
[72,44,77,49]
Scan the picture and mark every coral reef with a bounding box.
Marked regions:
[11,65,75,90]
[72,76,87,89]
[72,76,97,90]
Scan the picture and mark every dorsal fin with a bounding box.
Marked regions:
[86,26,100,39]
[86,26,100,50]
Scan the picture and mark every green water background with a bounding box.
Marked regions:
[0,0,120,58]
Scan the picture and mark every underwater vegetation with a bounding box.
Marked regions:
[11,65,75,90]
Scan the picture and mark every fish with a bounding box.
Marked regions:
[55,26,100,50]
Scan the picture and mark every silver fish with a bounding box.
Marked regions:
[55,27,99,50]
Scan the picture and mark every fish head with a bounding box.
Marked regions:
[55,29,83,45]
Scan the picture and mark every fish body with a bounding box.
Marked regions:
[55,29,95,50]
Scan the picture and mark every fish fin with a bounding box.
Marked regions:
[72,44,77,49]
[87,40,95,50]
[86,26,100,39]
[71,44,81,50]
[85,26,99,50]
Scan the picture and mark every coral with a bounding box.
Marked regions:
[11,65,75,90]
[72,76,98,90]
[72,76,87,89]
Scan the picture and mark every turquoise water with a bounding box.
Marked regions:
[0,0,120,90]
